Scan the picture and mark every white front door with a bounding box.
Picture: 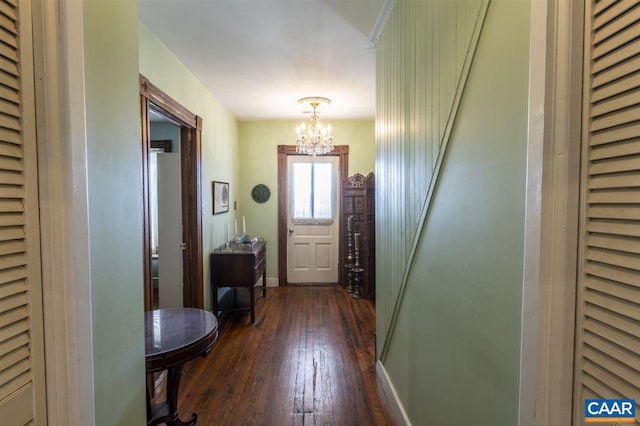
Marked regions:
[287,155,340,283]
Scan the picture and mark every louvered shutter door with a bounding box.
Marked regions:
[0,0,45,424]
[574,0,640,423]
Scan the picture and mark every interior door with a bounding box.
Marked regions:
[157,152,184,308]
[0,0,47,422]
[572,1,640,423]
[287,155,340,283]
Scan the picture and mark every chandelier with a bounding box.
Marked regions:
[295,97,334,156]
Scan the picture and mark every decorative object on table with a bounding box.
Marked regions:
[235,235,259,245]
[231,216,258,245]
[295,96,334,156]
[251,184,271,203]
[341,173,375,298]
[212,181,229,214]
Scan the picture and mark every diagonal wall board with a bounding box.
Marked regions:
[379,0,491,362]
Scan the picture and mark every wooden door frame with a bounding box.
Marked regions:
[140,75,204,310]
[277,145,349,286]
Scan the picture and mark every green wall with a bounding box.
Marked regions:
[238,120,374,282]
[83,1,145,424]
[139,22,240,310]
[376,0,530,424]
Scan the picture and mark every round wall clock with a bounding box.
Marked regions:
[251,184,271,203]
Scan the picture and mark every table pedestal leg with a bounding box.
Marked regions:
[147,364,197,426]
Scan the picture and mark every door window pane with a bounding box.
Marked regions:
[292,163,312,219]
[313,163,333,219]
[291,161,334,221]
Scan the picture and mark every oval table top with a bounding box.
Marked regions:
[144,308,218,373]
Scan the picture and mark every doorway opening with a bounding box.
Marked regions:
[149,112,183,308]
[277,145,349,285]
[140,75,204,310]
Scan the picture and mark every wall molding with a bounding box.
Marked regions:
[369,0,397,45]
[376,361,411,425]
[379,0,491,362]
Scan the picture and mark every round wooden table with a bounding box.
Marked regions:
[145,308,218,426]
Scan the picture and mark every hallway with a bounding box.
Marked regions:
[168,286,393,425]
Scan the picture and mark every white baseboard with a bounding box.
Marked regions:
[376,361,411,426]
[266,277,279,287]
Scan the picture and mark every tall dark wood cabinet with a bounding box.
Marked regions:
[341,173,375,299]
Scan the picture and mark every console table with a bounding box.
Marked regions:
[145,308,218,425]
[210,241,266,323]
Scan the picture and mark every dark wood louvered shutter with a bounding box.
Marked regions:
[573,0,640,423]
[0,0,46,424]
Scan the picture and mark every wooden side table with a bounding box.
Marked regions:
[145,308,218,425]
[210,241,267,323]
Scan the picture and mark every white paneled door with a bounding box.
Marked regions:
[287,155,340,283]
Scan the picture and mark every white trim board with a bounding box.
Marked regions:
[31,0,95,424]
[376,361,411,426]
[369,0,397,45]
[518,0,583,425]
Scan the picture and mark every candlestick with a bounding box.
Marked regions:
[226,224,230,242]
[243,216,246,235]
[235,218,238,236]
[345,221,354,293]
[351,232,363,299]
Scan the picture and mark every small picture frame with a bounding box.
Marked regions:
[212,181,229,214]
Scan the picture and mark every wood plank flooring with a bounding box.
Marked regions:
[169,285,393,425]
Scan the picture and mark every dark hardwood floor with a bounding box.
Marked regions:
[163,285,393,425]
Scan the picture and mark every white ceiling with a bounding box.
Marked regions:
[138,0,391,120]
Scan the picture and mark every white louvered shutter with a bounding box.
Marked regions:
[574,0,640,424]
[0,0,46,425]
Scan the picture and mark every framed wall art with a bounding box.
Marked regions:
[212,181,229,214]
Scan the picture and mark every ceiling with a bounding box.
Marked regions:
[138,0,391,120]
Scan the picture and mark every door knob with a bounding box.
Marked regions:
[180,243,187,250]
[289,228,294,234]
